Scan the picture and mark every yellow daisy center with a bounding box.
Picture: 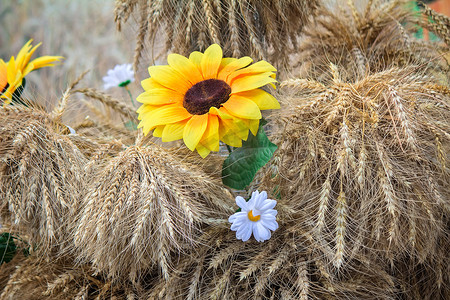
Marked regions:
[248,210,261,222]
[183,79,231,115]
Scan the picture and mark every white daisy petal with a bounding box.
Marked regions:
[256,222,270,242]
[228,190,278,242]
[236,225,246,238]
[228,211,246,223]
[264,209,278,217]
[242,225,253,242]
[103,63,135,90]
[253,222,261,241]
[231,218,248,230]
[235,196,248,210]
[257,191,268,205]
[263,219,278,231]
[259,199,277,211]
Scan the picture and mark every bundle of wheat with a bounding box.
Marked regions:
[261,64,449,271]
[72,145,234,283]
[294,0,449,82]
[114,0,318,71]
[146,221,401,299]
[0,252,129,300]
[68,87,139,146]
[0,106,87,253]
[389,232,450,299]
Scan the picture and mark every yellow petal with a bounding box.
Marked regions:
[219,122,243,147]
[25,55,63,76]
[199,114,220,151]
[2,60,23,101]
[189,51,203,67]
[183,114,208,151]
[217,57,253,81]
[137,103,155,115]
[234,89,280,110]
[222,95,262,119]
[22,63,35,78]
[0,59,7,91]
[196,143,211,158]
[1,85,16,102]
[7,56,17,83]
[141,78,165,90]
[148,65,192,94]
[230,72,277,94]
[209,106,233,119]
[137,118,154,135]
[21,43,40,70]
[16,40,33,59]
[241,118,260,136]
[227,60,277,83]
[168,53,203,85]
[162,120,187,142]
[218,57,237,73]
[219,110,250,140]
[153,125,165,137]
[139,105,192,134]
[137,88,183,105]
[15,40,34,70]
[200,44,222,79]
[136,104,163,118]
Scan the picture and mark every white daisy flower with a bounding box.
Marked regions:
[228,190,278,242]
[103,63,134,90]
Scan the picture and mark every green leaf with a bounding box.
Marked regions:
[0,233,17,265]
[222,120,277,190]
[118,79,131,87]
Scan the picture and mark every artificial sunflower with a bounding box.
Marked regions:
[137,44,280,157]
[0,40,63,105]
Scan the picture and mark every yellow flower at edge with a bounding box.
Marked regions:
[136,44,280,158]
[0,40,63,105]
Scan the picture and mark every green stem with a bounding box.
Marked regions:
[226,145,233,153]
[124,86,135,106]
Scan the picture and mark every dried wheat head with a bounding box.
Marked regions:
[72,144,234,283]
[260,64,449,273]
[388,232,450,300]
[0,106,87,254]
[146,219,401,300]
[114,0,318,72]
[418,3,450,46]
[295,0,449,81]
[0,252,130,300]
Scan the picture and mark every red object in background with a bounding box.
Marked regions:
[422,0,449,41]
[429,0,450,16]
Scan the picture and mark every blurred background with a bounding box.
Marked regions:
[0,0,141,111]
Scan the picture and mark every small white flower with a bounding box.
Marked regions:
[65,124,76,134]
[228,190,278,242]
[103,63,134,90]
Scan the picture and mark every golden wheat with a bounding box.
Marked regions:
[71,144,234,283]
[146,224,399,299]
[0,252,128,300]
[114,0,318,71]
[261,64,449,284]
[0,106,87,253]
[294,0,449,81]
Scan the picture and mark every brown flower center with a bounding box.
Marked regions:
[183,79,231,115]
